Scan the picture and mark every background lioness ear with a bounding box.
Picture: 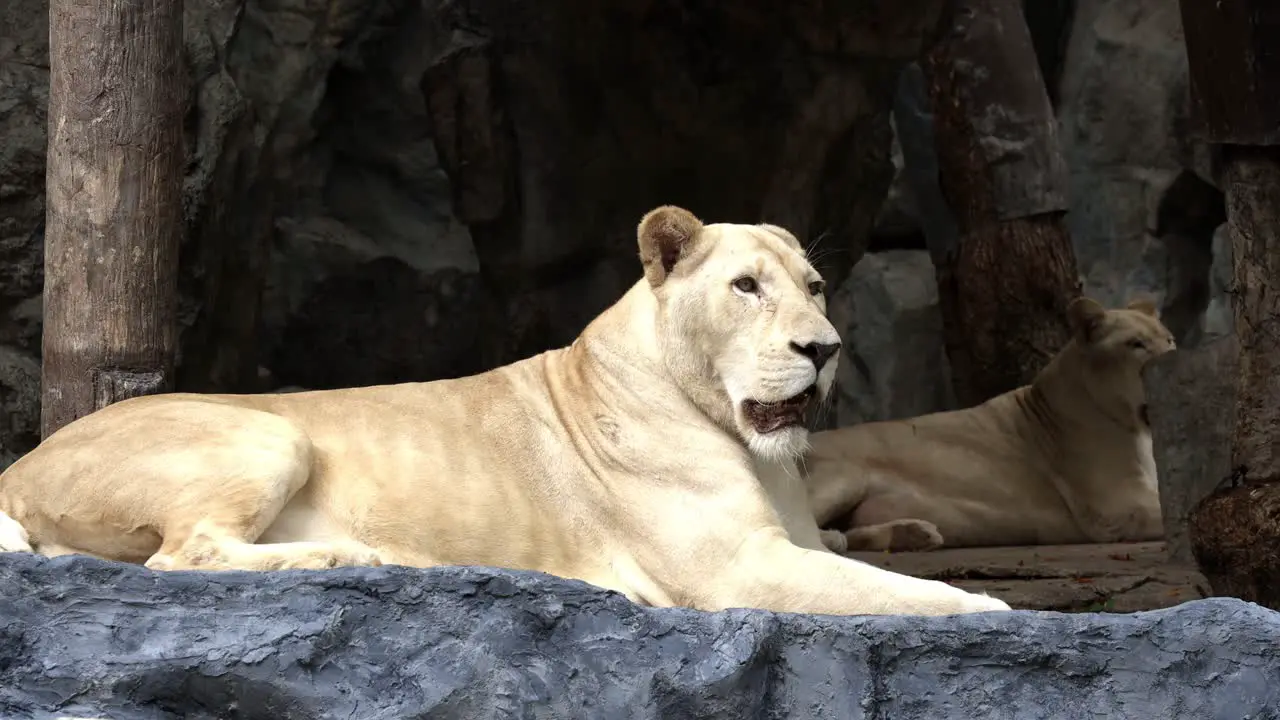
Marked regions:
[1126,297,1159,317]
[1067,296,1107,343]
[638,205,705,287]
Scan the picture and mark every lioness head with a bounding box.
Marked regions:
[637,205,841,460]
[1067,296,1177,411]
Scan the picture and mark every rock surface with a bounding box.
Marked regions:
[829,250,955,426]
[1198,222,1234,343]
[1,553,1276,720]
[1058,0,1223,338]
[1145,335,1239,566]
[853,541,1209,613]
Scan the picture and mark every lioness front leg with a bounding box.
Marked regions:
[715,528,1009,616]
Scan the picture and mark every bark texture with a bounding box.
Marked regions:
[40,0,184,438]
[1188,148,1280,608]
[922,0,1082,407]
[1180,0,1280,146]
[1177,0,1280,608]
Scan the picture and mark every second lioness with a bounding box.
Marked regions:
[806,298,1175,552]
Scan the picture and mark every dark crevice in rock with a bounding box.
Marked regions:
[271,258,488,390]
[1022,0,1077,108]
[866,229,929,253]
[1151,170,1227,345]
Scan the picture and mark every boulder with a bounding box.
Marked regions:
[1144,335,1238,566]
[0,345,39,466]
[1197,222,1234,343]
[1,553,1276,719]
[1057,0,1224,344]
[829,250,955,426]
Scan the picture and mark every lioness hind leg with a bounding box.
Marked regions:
[844,519,944,552]
[146,522,383,572]
[140,420,382,573]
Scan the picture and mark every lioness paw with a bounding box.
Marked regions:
[820,529,849,554]
[345,547,385,567]
[0,512,32,553]
[896,578,1013,615]
[843,518,944,553]
[936,584,1012,614]
[281,544,384,570]
[145,553,178,571]
[885,519,943,552]
[957,591,1012,613]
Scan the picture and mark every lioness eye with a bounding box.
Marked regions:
[1127,339,1145,349]
[808,280,825,296]
[733,276,759,294]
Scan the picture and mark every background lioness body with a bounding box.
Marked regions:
[806,298,1175,552]
[0,206,1008,616]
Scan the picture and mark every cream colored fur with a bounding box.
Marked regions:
[0,206,1008,616]
[805,298,1175,553]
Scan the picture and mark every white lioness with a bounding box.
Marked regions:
[806,297,1175,553]
[0,206,1007,616]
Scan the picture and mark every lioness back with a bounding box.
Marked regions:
[1,350,617,578]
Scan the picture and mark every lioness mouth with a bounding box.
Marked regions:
[743,385,817,434]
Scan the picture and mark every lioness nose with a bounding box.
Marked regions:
[790,340,841,371]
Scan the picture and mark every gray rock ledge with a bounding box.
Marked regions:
[1,553,1276,720]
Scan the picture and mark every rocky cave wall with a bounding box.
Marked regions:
[0,0,948,465]
[0,0,1230,462]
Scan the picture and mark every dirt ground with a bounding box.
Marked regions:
[848,541,1212,613]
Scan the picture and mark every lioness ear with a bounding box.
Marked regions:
[756,223,804,252]
[1126,297,1159,317]
[638,205,705,287]
[1067,297,1107,343]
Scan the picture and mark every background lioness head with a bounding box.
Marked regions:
[1067,296,1177,410]
[637,205,840,461]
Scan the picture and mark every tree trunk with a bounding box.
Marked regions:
[921,0,1082,408]
[1177,0,1280,608]
[41,0,185,439]
[1187,148,1280,607]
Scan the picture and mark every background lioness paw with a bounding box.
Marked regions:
[884,519,944,552]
